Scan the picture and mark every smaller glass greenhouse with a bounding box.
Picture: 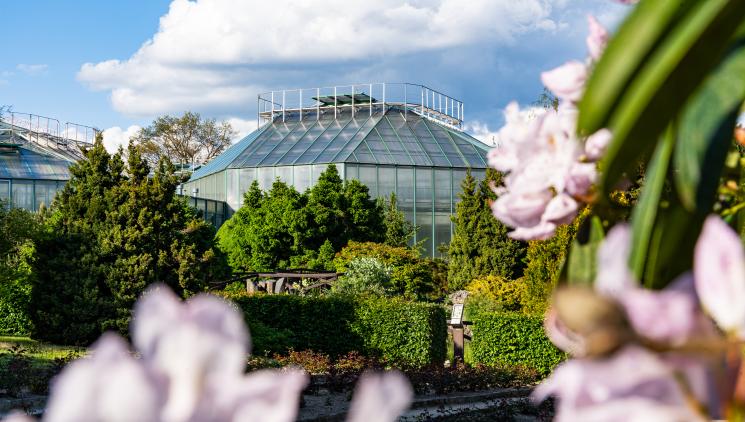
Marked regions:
[183,83,491,256]
[0,113,95,211]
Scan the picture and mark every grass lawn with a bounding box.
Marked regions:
[0,336,85,396]
[0,336,84,361]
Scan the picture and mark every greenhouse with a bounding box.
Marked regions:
[0,113,95,211]
[182,83,490,256]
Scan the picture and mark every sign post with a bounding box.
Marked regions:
[450,303,465,362]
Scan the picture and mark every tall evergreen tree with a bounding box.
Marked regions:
[447,169,527,291]
[30,137,228,344]
[448,170,480,290]
[381,193,417,247]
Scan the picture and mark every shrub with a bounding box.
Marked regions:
[247,320,295,356]
[220,292,447,367]
[521,210,587,315]
[334,241,435,300]
[352,297,447,368]
[332,257,392,297]
[471,312,565,376]
[466,275,527,313]
[273,349,331,375]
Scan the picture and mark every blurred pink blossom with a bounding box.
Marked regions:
[584,129,612,161]
[347,372,414,422]
[694,215,745,337]
[6,286,414,422]
[541,61,587,104]
[586,15,609,61]
[533,346,704,422]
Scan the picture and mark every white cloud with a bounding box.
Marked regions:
[78,0,567,117]
[102,125,142,153]
[17,64,48,75]
[226,117,258,141]
[464,121,499,146]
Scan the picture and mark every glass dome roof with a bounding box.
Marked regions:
[190,105,489,182]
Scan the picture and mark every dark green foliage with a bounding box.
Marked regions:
[0,205,42,335]
[334,241,436,300]
[380,193,417,247]
[29,138,228,345]
[222,292,447,367]
[448,169,527,291]
[471,312,565,376]
[352,296,447,368]
[521,217,583,315]
[217,164,384,272]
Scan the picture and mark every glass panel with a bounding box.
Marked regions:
[358,165,377,198]
[278,120,328,164]
[377,166,396,199]
[258,167,275,191]
[434,212,451,257]
[275,166,293,185]
[416,209,433,258]
[372,126,413,165]
[385,114,432,166]
[333,113,384,162]
[240,122,298,166]
[434,168,451,213]
[416,167,433,208]
[350,140,377,164]
[296,118,350,164]
[344,164,358,181]
[449,131,488,167]
[293,165,312,193]
[12,181,33,210]
[410,119,451,166]
[396,167,414,212]
[361,130,395,165]
[260,120,316,165]
[35,181,57,210]
[226,169,239,210]
[239,168,257,203]
[452,169,468,203]
[426,121,466,167]
[0,180,10,205]
[472,170,486,183]
[311,164,331,186]
[315,116,365,162]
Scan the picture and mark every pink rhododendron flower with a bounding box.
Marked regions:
[694,215,745,336]
[347,372,414,422]
[594,224,635,297]
[565,163,597,198]
[541,61,588,103]
[533,346,704,422]
[544,309,587,357]
[491,190,552,229]
[6,285,415,422]
[509,221,558,241]
[44,333,163,422]
[542,194,578,226]
[584,129,612,161]
[586,15,609,60]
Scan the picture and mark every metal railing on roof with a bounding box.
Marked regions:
[0,112,98,156]
[257,83,465,131]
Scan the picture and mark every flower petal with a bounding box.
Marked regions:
[347,371,414,422]
[694,215,745,335]
[541,61,587,103]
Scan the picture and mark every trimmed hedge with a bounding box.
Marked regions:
[471,312,565,376]
[220,293,447,368]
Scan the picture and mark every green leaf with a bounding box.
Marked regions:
[674,39,745,211]
[578,0,696,135]
[590,0,745,194]
[628,127,675,280]
[566,216,605,286]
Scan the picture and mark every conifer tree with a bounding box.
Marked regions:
[447,170,480,290]
[30,136,227,344]
[447,169,527,291]
[381,193,417,248]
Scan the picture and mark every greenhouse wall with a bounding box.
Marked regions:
[0,178,66,211]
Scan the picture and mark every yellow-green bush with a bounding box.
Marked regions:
[466,275,526,312]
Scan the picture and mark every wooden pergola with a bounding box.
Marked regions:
[210,268,342,294]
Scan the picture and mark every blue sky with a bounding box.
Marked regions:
[1,0,627,150]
